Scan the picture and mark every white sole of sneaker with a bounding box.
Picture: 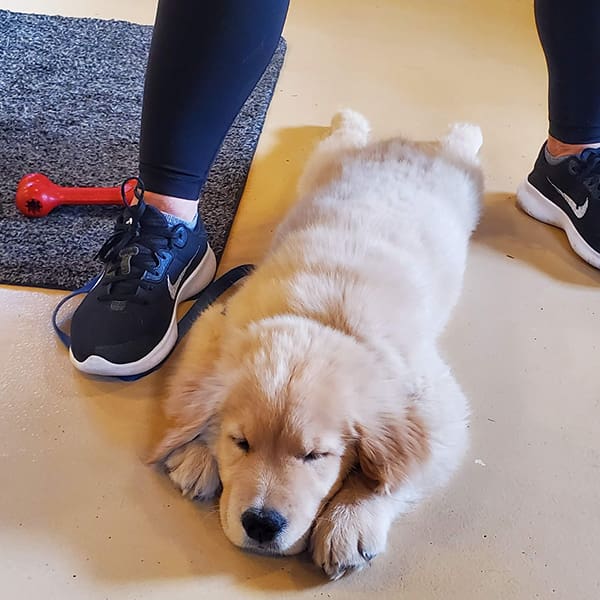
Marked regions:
[69,245,217,377]
[516,179,600,270]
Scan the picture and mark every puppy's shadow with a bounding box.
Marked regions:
[219,124,328,271]
[475,192,600,286]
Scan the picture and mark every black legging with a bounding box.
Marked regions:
[535,0,600,144]
[138,0,289,200]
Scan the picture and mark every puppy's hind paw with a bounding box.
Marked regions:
[164,440,221,501]
[443,123,483,163]
[332,109,370,133]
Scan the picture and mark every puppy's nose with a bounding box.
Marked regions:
[241,507,287,544]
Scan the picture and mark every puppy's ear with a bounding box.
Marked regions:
[355,407,429,495]
[147,303,227,464]
[147,374,224,464]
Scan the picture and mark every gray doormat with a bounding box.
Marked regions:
[0,10,285,290]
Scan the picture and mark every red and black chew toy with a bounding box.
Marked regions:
[15,173,135,217]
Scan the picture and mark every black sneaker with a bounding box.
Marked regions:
[517,144,600,268]
[70,180,216,376]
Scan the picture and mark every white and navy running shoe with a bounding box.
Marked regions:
[70,180,216,377]
[517,144,600,268]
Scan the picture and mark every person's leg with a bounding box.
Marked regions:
[70,0,289,377]
[517,0,600,269]
[139,0,290,221]
[535,0,600,156]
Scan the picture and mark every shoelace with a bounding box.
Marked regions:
[96,178,178,304]
[569,148,600,196]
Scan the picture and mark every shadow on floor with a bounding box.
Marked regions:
[474,192,600,287]
[219,124,327,270]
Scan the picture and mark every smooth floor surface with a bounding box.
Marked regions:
[1,1,598,599]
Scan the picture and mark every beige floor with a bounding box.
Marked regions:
[1,1,598,598]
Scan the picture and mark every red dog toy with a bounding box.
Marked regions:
[15,173,136,217]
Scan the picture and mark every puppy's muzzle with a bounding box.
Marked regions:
[241,507,287,544]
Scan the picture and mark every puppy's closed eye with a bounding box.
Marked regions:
[231,436,250,452]
[301,451,330,462]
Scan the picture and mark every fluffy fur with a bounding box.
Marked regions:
[150,110,483,579]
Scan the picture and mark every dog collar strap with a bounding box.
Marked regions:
[52,264,254,382]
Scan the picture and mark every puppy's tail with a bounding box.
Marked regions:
[297,109,370,196]
[441,123,483,166]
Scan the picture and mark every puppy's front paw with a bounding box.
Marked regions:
[311,502,389,580]
[164,440,221,501]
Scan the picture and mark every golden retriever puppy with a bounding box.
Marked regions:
[150,110,483,579]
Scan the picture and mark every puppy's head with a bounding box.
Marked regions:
[156,317,427,555]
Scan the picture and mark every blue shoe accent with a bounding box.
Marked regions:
[162,211,198,229]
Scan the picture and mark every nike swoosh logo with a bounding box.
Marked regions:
[546,177,589,219]
[167,249,200,300]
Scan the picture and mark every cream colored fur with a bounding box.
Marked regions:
[150,110,483,579]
